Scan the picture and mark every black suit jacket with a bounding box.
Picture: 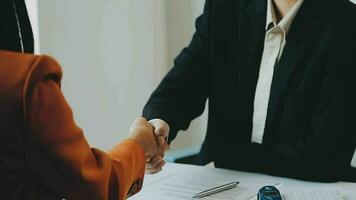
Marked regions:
[144,0,356,182]
[0,0,34,53]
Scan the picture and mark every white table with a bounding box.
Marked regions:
[132,163,356,200]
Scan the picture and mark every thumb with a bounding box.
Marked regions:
[157,136,166,146]
[154,126,166,137]
[149,119,170,140]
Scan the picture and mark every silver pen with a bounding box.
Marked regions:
[192,181,239,198]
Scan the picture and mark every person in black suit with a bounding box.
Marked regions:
[142,0,356,182]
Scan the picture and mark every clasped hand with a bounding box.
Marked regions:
[129,118,170,174]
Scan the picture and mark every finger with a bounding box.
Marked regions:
[154,160,166,172]
[146,158,162,169]
[151,136,166,157]
[147,159,165,171]
[154,127,166,137]
[146,162,164,174]
[149,120,169,140]
[157,136,165,146]
[156,144,168,157]
[156,159,165,169]
[145,168,162,175]
[155,136,167,148]
[146,155,162,168]
[145,166,161,174]
[155,128,168,142]
[152,158,165,169]
[157,139,168,156]
[146,160,165,174]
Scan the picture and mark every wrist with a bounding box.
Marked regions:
[128,134,150,155]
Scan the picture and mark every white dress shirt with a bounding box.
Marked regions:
[251,0,304,144]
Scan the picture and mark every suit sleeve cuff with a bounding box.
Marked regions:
[108,139,146,199]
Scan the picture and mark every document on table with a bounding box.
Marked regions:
[132,165,281,200]
[279,187,343,200]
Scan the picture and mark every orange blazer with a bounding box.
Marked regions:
[0,51,145,200]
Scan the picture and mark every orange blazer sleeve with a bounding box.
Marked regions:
[25,57,145,200]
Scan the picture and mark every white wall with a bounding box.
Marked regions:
[37,0,206,151]
[25,0,40,53]
[165,0,207,150]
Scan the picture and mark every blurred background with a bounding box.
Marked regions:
[27,0,207,153]
[26,0,356,164]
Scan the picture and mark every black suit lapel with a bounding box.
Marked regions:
[264,41,307,144]
[230,0,266,73]
[243,0,267,74]
[263,0,321,144]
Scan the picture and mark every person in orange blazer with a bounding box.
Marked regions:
[0,50,167,200]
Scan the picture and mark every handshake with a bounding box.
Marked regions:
[128,117,170,174]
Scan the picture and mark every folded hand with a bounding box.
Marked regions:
[128,117,168,173]
[145,119,170,174]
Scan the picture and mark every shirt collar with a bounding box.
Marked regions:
[265,0,304,34]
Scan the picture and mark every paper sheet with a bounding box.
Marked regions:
[132,165,281,200]
[279,187,343,200]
